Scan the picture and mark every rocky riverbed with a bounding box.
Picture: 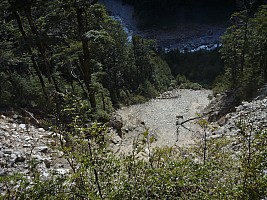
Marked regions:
[115,89,213,153]
[99,0,227,51]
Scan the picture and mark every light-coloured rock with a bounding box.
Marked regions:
[10,154,17,163]
[24,136,32,141]
[23,144,32,148]
[38,128,45,132]
[31,155,45,162]
[37,146,49,153]
[3,149,13,155]
[13,114,18,119]
[54,168,69,175]
[19,124,27,129]
[0,169,7,177]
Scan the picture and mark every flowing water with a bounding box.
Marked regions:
[99,0,228,52]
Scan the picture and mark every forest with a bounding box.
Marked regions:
[0,0,267,199]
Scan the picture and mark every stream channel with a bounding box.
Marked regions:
[99,0,228,52]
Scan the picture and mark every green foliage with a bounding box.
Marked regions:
[220,5,267,100]
[2,105,267,199]
[164,48,225,87]
[152,55,173,91]
[235,119,267,199]
[0,72,56,110]
[212,74,231,95]
[0,0,173,112]
[174,74,203,90]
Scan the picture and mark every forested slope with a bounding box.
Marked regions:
[0,0,267,199]
[0,0,172,117]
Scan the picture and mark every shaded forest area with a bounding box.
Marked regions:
[0,0,172,119]
[163,49,224,87]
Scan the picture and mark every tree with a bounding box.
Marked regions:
[220,5,267,99]
[74,0,98,110]
[0,0,172,111]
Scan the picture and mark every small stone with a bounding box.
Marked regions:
[57,151,64,158]
[3,149,13,154]
[10,153,17,161]
[44,159,52,168]
[0,115,6,119]
[0,169,7,177]
[23,144,32,148]
[0,131,4,136]
[32,155,45,162]
[15,156,26,163]
[111,135,122,144]
[24,136,32,141]
[38,128,45,132]
[54,163,64,168]
[42,171,50,179]
[208,134,221,140]
[19,124,27,129]
[55,168,69,175]
[218,116,227,126]
[3,132,10,137]
[0,161,6,167]
[13,114,18,119]
[49,140,57,146]
[12,123,17,129]
[37,146,49,153]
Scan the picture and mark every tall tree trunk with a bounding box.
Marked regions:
[25,7,53,84]
[76,7,97,110]
[240,11,249,74]
[264,44,267,82]
[12,10,47,96]
[24,5,64,98]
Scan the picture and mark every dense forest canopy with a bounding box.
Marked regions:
[0,0,172,116]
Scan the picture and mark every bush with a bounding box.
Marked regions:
[0,73,54,110]
[175,74,203,90]
[180,82,203,90]
[1,116,267,199]
[212,74,231,95]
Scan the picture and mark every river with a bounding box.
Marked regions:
[99,0,228,52]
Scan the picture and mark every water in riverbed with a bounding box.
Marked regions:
[99,0,228,52]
